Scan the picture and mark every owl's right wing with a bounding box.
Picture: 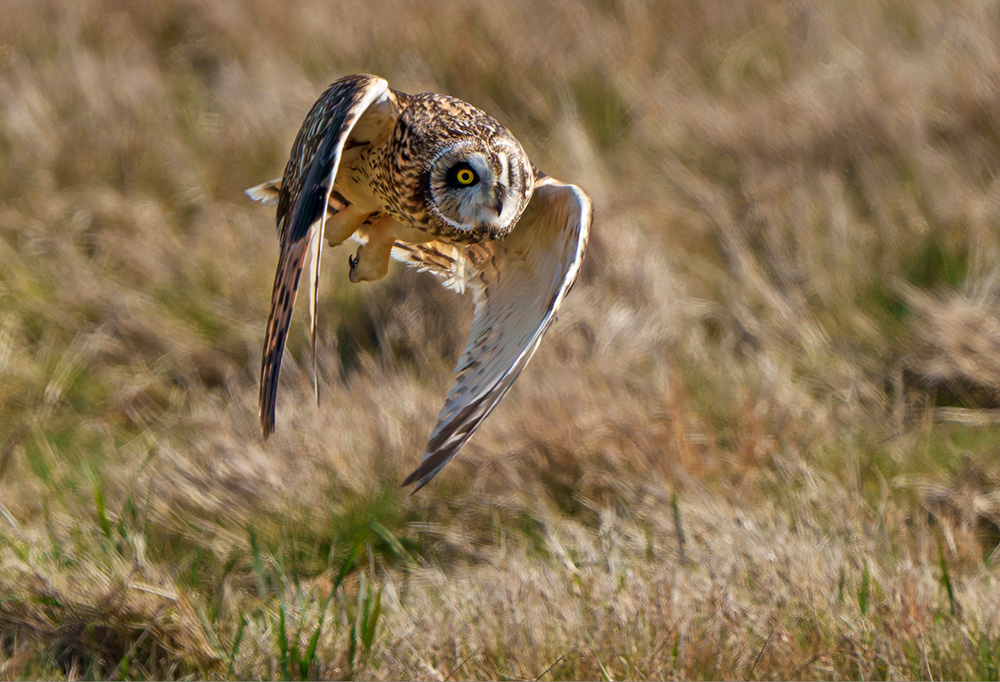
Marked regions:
[256,74,400,438]
[400,174,593,491]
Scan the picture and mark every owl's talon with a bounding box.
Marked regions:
[348,249,365,283]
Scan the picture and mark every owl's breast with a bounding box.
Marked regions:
[367,159,441,238]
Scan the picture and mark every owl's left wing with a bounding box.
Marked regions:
[401,174,592,491]
[256,74,399,438]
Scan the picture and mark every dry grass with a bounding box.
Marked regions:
[2,0,1000,678]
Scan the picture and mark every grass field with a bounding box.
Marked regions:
[3,0,1000,678]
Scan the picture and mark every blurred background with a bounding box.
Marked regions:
[2,0,1000,678]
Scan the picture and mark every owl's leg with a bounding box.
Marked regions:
[324,203,370,247]
[348,214,396,283]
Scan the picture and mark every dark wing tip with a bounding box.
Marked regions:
[400,406,481,492]
[400,460,440,494]
[258,237,308,441]
[400,442,457,493]
[259,360,279,439]
[400,469,424,491]
[401,459,430,488]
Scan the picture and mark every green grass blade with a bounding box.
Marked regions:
[227,614,247,679]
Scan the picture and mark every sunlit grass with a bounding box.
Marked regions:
[2,0,1000,679]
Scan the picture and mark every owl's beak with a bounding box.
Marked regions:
[492,185,507,217]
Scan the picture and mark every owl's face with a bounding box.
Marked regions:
[426,139,532,241]
[382,95,533,242]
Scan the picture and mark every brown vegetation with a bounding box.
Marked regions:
[2,0,1000,678]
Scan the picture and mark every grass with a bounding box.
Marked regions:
[2,0,1000,678]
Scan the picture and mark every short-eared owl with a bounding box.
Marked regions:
[247,74,592,491]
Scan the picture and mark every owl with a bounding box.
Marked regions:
[246,74,592,491]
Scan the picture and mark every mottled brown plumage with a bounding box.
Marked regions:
[247,74,592,490]
[370,93,533,242]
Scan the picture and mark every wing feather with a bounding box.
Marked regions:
[259,74,393,438]
[245,178,281,206]
[307,222,323,403]
[401,175,593,490]
[388,240,471,294]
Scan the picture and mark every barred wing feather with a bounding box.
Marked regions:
[257,74,395,437]
[400,175,592,490]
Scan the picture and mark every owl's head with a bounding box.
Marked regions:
[425,136,533,240]
[387,95,533,241]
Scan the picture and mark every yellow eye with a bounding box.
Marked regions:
[447,163,480,188]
